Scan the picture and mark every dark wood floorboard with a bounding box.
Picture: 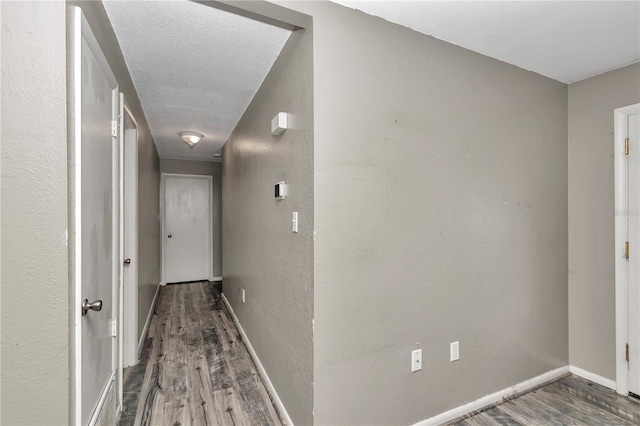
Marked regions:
[450,374,640,426]
[120,282,282,426]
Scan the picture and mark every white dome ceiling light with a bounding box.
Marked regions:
[179,131,204,149]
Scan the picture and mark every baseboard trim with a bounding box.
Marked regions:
[414,366,570,426]
[88,369,115,426]
[569,365,616,390]
[210,276,223,282]
[221,293,294,426]
[138,284,161,359]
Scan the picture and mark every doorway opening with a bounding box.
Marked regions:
[160,173,214,284]
[121,101,139,370]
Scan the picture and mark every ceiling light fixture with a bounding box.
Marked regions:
[179,131,204,149]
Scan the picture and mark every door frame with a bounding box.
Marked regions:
[615,102,640,396]
[70,7,121,424]
[160,173,214,285]
[121,101,139,369]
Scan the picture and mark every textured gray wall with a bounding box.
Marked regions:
[282,2,568,424]
[568,63,640,381]
[222,28,314,425]
[159,159,222,276]
[1,2,70,424]
[72,0,161,341]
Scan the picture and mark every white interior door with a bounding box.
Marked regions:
[629,112,640,395]
[73,9,119,424]
[122,106,139,369]
[162,174,213,284]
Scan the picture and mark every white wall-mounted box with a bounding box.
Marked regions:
[271,112,288,136]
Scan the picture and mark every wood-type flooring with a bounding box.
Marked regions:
[120,282,282,426]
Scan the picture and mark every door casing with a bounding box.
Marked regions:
[121,101,139,370]
[160,173,214,285]
[614,103,640,396]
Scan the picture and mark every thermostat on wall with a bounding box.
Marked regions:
[275,181,287,200]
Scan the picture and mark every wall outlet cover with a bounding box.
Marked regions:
[412,349,422,372]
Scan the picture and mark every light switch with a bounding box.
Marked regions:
[292,212,298,233]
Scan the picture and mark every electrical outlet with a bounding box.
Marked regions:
[242,289,246,304]
[411,349,422,372]
[450,341,460,362]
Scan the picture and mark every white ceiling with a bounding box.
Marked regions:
[104,1,638,162]
[103,0,291,161]
[333,0,640,84]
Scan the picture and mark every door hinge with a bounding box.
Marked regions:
[626,138,630,155]
[109,319,117,337]
[626,343,630,362]
[625,241,630,259]
[111,120,118,138]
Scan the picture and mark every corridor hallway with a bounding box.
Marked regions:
[120,282,282,425]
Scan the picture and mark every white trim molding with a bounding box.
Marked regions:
[160,173,214,284]
[413,366,570,426]
[221,293,294,426]
[211,276,223,282]
[569,365,616,390]
[614,102,640,396]
[138,284,161,359]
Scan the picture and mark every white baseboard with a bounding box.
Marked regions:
[221,293,293,426]
[414,366,570,426]
[137,284,161,358]
[210,276,223,282]
[569,365,616,390]
[88,370,115,426]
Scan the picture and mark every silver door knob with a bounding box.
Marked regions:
[168,234,172,238]
[82,299,102,316]
[123,258,131,265]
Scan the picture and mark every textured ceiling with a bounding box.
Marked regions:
[333,1,640,84]
[103,0,291,161]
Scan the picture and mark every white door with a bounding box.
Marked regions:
[122,105,139,369]
[72,9,119,424]
[629,112,640,395]
[162,174,213,284]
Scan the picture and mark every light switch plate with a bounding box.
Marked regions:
[450,341,460,362]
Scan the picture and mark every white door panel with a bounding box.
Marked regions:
[73,9,119,424]
[162,174,212,283]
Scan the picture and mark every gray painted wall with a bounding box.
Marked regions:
[282,2,568,424]
[568,63,640,381]
[1,2,70,424]
[71,0,161,341]
[159,159,222,276]
[222,28,314,425]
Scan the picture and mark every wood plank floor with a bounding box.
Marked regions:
[120,282,282,426]
[450,374,640,426]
